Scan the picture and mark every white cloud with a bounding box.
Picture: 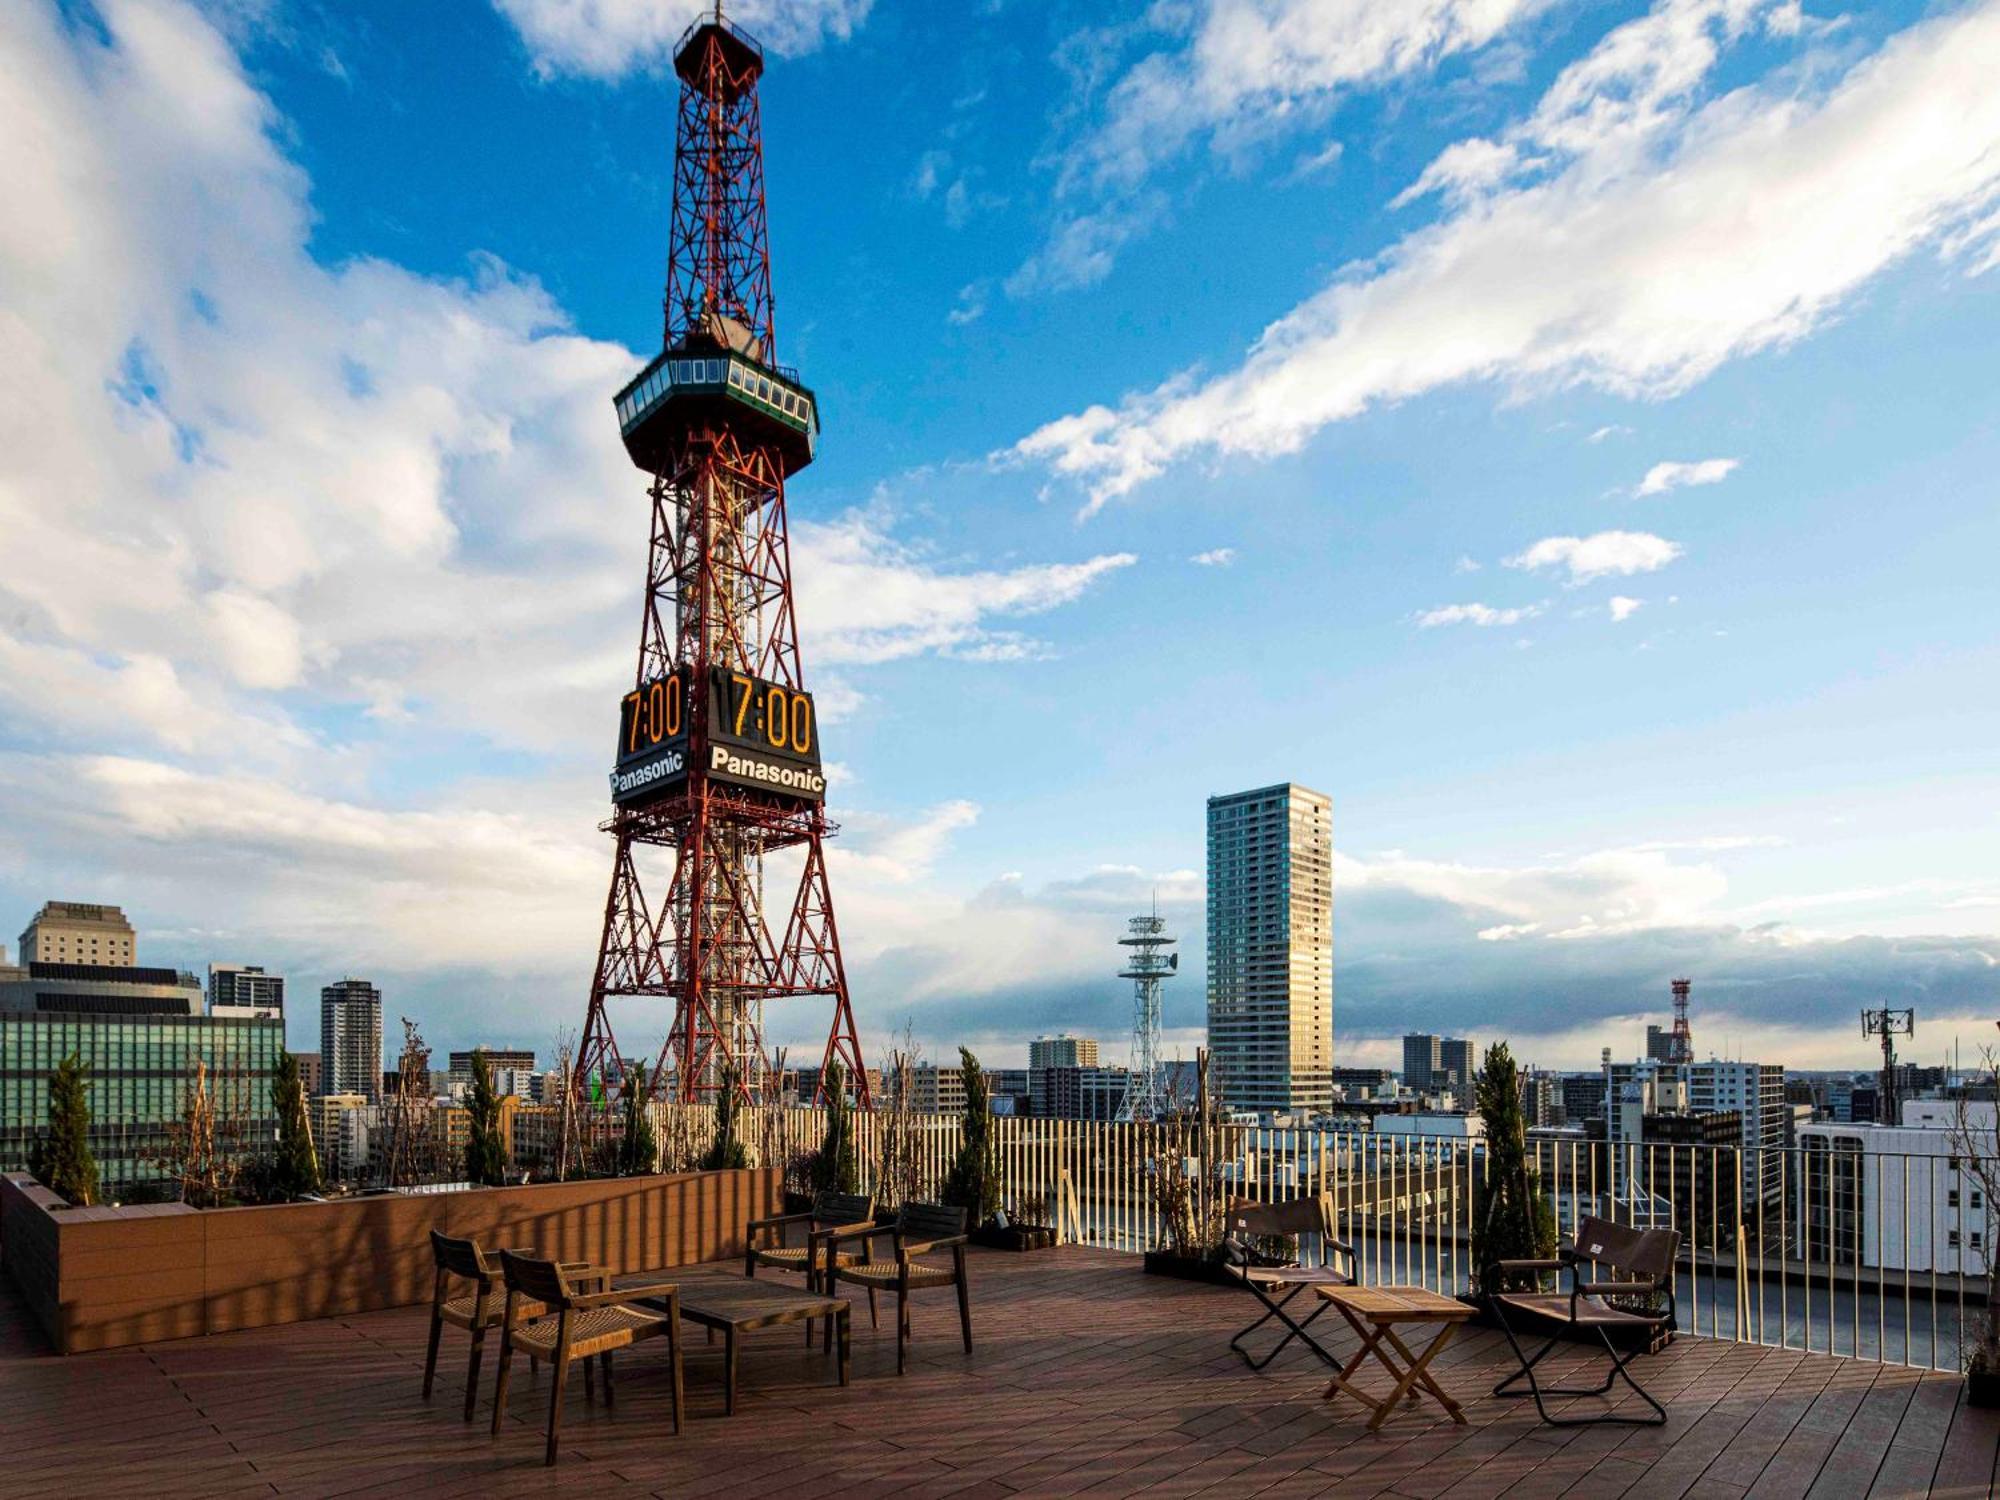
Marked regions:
[1588,424,1633,443]
[1637,456,1738,495]
[1506,531,1682,584]
[1014,0,2000,507]
[1453,554,1482,573]
[1476,922,1541,941]
[1391,136,1523,208]
[1015,0,1551,292]
[1607,594,1643,621]
[490,0,871,78]
[1415,601,1543,628]
[1190,547,1236,566]
[793,511,1134,666]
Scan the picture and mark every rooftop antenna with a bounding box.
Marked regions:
[1862,1006,1915,1125]
[1668,978,1694,1067]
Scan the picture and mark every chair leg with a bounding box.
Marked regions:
[600,1351,614,1408]
[545,1351,570,1466]
[667,1321,685,1436]
[1492,1303,1666,1427]
[955,1273,973,1355]
[489,1332,515,1437]
[422,1310,444,1400]
[1230,1285,1338,1371]
[582,1352,595,1406]
[868,1288,879,1329]
[896,1293,910,1376]
[462,1323,488,1422]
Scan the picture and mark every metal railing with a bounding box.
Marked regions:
[635,1105,1992,1373]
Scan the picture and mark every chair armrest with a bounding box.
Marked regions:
[809,1217,881,1243]
[1492,1258,1565,1274]
[901,1235,970,1259]
[823,1222,887,1248]
[747,1210,814,1234]
[570,1283,677,1311]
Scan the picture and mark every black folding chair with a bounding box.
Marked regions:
[1221,1194,1356,1371]
[1489,1214,1681,1426]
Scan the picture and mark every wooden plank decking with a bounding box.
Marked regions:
[2,1245,1993,1498]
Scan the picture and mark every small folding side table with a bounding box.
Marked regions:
[1316,1284,1475,1432]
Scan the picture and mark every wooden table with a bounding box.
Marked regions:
[1316,1284,1475,1432]
[618,1273,849,1416]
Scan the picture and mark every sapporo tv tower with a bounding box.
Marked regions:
[575,8,870,1108]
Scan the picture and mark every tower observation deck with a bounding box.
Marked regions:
[574,10,869,1109]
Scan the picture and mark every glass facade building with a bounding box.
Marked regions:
[1205,782,1333,1118]
[0,1009,283,1191]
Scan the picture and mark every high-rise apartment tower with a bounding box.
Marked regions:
[320,979,383,1100]
[1206,783,1332,1117]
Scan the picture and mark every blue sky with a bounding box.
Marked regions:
[2,0,1998,1076]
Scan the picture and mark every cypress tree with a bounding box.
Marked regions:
[34,1052,99,1207]
[1472,1041,1557,1295]
[270,1048,321,1199]
[941,1047,998,1226]
[617,1064,659,1176]
[810,1061,859,1195]
[463,1048,508,1187]
[700,1063,750,1170]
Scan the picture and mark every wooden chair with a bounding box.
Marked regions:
[1489,1215,1682,1426]
[423,1231,572,1420]
[825,1202,971,1375]
[746,1190,876,1340]
[1219,1193,1356,1370]
[489,1251,685,1466]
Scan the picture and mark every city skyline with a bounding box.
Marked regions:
[3,1,1998,1075]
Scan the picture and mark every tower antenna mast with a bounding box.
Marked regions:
[1116,897,1177,1122]
[1862,1007,1915,1125]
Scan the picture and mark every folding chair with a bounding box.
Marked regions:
[1220,1193,1356,1371]
[1489,1214,1681,1426]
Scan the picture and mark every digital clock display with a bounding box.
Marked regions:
[610,665,825,807]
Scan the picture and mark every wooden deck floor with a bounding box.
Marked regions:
[4,1246,1996,1498]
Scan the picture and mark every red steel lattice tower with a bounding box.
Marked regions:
[1668,977,1694,1067]
[574,12,869,1107]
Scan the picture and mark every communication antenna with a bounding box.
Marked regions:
[1116,894,1177,1122]
[1862,1007,1915,1125]
[1668,978,1694,1067]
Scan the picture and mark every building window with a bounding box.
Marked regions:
[1949,1230,1962,1248]
[1950,1189,1961,1208]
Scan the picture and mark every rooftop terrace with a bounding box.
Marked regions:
[4,1245,1995,1499]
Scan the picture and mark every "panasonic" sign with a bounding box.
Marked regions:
[609,748,686,800]
[709,743,827,798]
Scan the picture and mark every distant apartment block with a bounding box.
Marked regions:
[1206,783,1333,1118]
[294,1050,323,1097]
[320,978,384,1100]
[1402,1034,1441,1091]
[1797,1101,1997,1275]
[1028,1034,1100,1116]
[17,901,136,968]
[208,963,285,1020]
[1439,1037,1478,1110]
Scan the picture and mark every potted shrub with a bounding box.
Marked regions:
[1948,1049,2000,1406]
[1141,1053,1236,1283]
[942,1047,1000,1232]
[976,1191,1058,1252]
[1469,1041,1557,1307]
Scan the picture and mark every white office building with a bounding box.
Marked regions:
[1795,1101,1997,1275]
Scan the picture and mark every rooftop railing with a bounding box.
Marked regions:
[636,1103,1994,1373]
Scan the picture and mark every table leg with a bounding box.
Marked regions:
[1321,1304,1392,1420]
[1382,1324,1466,1421]
[725,1325,738,1417]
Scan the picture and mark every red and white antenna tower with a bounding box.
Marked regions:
[1669,978,1695,1066]
[573,11,869,1107]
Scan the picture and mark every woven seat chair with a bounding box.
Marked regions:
[1490,1215,1682,1427]
[825,1202,971,1375]
[746,1190,876,1340]
[423,1231,585,1420]
[1219,1194,1356,1371]
[489,1251,684,1466]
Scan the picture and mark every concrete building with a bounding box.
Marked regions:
[320,979,383,1100]
[1332,1066,1397,1100]
[1796,1101,1998,1275]
[906,1064,967,1116]
[1029,1035,1098,1116]
[447,1048,535,1086]
[16,901,137,968]
[294,1050,323,1097]
[1520,1069,1558,1128]
[1561,1072,1608,1126]
[1439,1037,1478,1111]
[208,963,285,1020]
[1689,1060,1787,1212]
[1402,1034,1441,1091]
[1646,1025,1676,1064]
[1034,1064,1134,1121]
[1206,782,1332,1118]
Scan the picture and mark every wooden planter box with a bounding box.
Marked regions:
[1142,1249,1237,1286]
[0,1167,779,1355]
[971,1224,1056,1252]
